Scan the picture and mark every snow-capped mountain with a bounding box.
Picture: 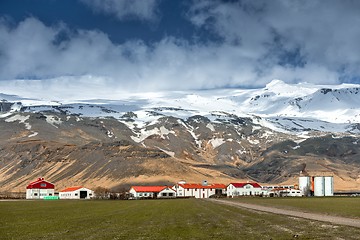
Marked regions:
[0,78,359,191]
[1,79,359,135]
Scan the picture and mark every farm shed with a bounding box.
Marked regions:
[129,186,176,199]
[226,182,263,197]
[26,178,55,199]
[59,186,94,199]
[173,183,226,198]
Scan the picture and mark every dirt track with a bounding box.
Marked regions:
[208,199,360,228]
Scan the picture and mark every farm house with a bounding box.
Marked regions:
[172,182,226,198]
[26,178,55,199]
[59,186,94,199]
[129,186,176,199]
[226,182,263,197]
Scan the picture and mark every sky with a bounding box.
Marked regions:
[0,0,360,92]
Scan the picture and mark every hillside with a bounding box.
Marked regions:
[0,79,359,191]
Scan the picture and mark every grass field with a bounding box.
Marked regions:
[228,197,360,219]
[0,199,359,240]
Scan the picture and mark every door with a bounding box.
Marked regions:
[80,191,88,199]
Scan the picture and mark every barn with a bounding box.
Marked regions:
[226,182,263,197]
[59,186,94,199]
[26,177,55,199]
[129,186,176,199]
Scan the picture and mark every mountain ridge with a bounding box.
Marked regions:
[0,79,359,191]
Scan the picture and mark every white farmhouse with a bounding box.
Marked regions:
[172,183,226,198]
[129,186,176,199]
[227,182,263,197]
[26,178,55,199]
[59,186,94,199]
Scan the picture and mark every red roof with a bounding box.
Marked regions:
[131,186,169,193]
[229,182,262,188]
[26,178,55,189]
[178,183,226,189]
[60,186,84,192]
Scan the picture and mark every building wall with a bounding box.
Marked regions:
[158,189,176,198]
[173,186,224,198]
[26,189,55,199]
[226,184,263,197]
[129,189,155,199]
[59,188,94,199]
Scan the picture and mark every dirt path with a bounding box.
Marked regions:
[208,199,360,228]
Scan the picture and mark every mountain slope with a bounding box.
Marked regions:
[0,79,359,191]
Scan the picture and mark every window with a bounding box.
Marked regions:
[162,193,167,197]
[49,193,52,196]
[34,193,38,196]
[169,193,174,196]
[89,193,92,196]
[40,183,46,187]
[75,193,78,196]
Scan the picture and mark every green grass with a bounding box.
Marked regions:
[0,199,359,240]
[228,197,360,219]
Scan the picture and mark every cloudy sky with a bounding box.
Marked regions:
[1,0,360,91]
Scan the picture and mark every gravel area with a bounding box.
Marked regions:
[209,198,360,228]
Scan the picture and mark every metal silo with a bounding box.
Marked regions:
[314,176,325,196]
[324,176,334,196]
[299,176,311,196]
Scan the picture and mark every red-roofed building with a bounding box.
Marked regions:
[59,186,94,199]
[226,182,263,197]
[172,182,226,198]
[26,177,55,199]
[129,186,176,199]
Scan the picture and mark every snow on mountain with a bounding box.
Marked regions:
[0,78,359,135]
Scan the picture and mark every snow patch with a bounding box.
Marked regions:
[5,114,31,130]
[131,126,175,143]
[28,132,38,138]
[46,115,62,128]
[209,138,225,148]
[206,123,215,132]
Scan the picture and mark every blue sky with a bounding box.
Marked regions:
[0,0,360,91]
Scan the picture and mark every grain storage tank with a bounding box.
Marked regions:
[314,176,325,196]
[324,176,334,196]
[299,176,311,196]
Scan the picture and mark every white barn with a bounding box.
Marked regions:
[26,178,55,199]
[227,182,263,197]
[172,183,226,199]
[129,186,176,199]
[59,186,94,199]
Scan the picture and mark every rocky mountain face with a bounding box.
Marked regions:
[0,80,359,191]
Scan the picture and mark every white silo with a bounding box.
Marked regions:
[314,176,325,196]
[299,176,311,196]
[324,176,334,196]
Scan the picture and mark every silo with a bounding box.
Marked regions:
[314,176,325,196]
[299,176,311,196]
[324,176,334,196]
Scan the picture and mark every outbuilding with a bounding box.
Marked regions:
[227,182,263,197]
[173,183,226,198]
[59,186,94,199]
[26,177,55,199]
[129,186,176,199]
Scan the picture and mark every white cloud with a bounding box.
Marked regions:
[79,0,159,21]
[1,0,360,94]
[187,0,360,84]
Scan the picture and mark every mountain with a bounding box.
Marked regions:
[0,79,359,192]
